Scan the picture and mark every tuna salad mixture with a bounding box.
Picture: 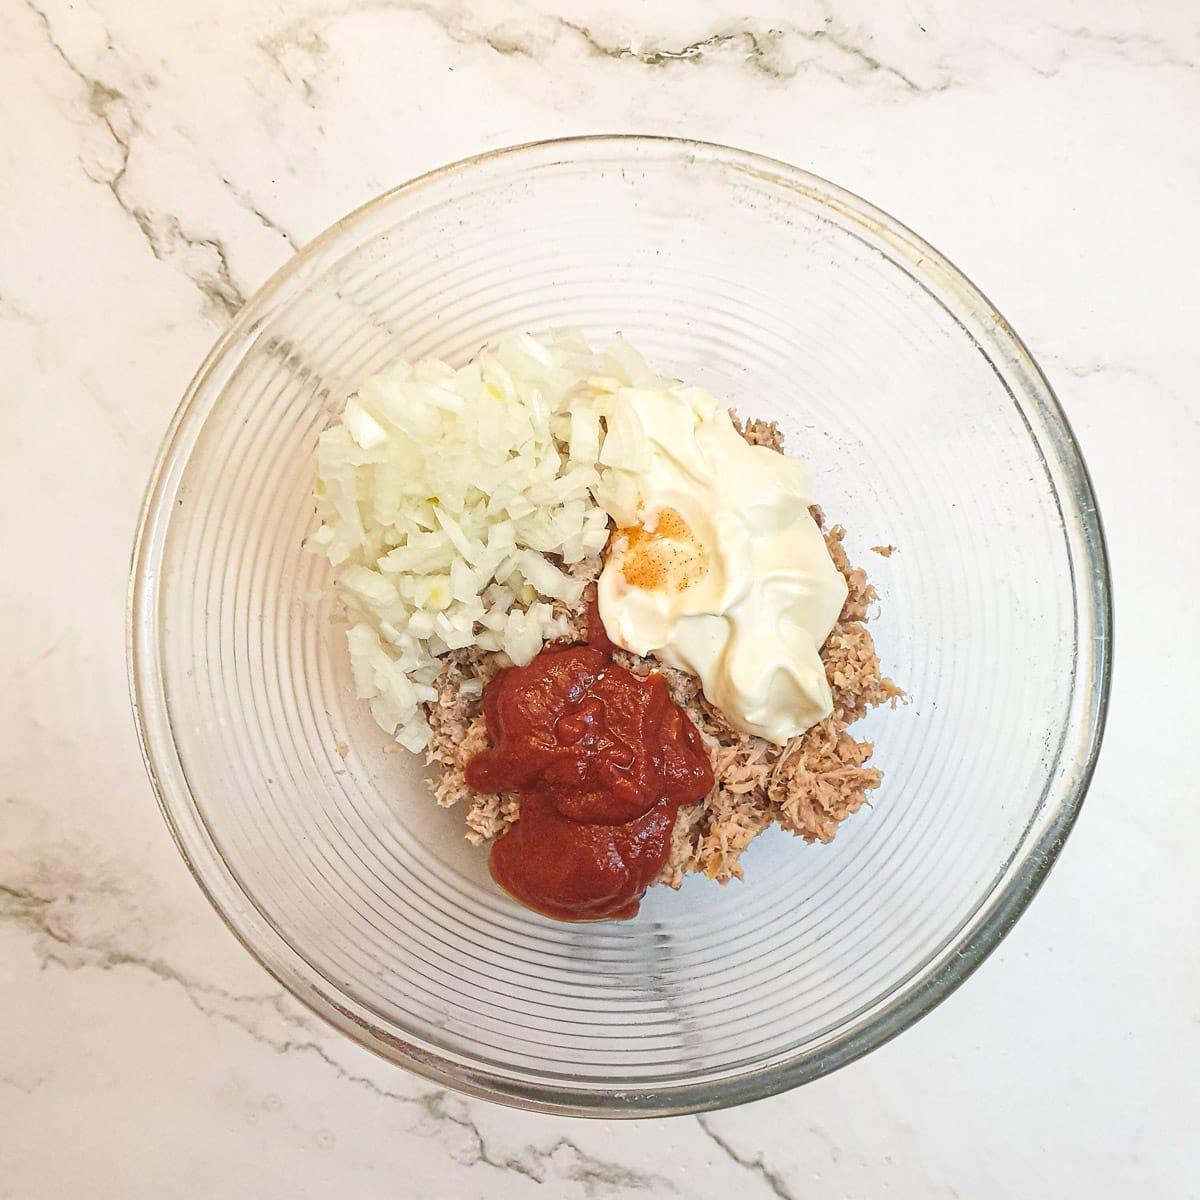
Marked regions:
[312,332,901,921]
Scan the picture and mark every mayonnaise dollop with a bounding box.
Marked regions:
[593,385,847,745]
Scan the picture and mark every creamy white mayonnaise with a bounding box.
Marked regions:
[594,385,847,745]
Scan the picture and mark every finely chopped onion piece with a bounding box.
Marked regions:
[310,332,660,752]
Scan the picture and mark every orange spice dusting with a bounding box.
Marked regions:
[612,508,709,592]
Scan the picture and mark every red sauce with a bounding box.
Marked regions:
[465,640,714,921]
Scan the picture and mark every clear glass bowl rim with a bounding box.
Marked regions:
[127,134,1113,1117]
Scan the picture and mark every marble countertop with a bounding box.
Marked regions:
[3,1,1198,1196]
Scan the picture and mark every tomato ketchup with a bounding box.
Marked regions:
[465,635,713,921]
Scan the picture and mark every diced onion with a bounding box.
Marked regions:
[312,331,675,752]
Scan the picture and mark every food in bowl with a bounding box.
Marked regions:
[311,332,899,920]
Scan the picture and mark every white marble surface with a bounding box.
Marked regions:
[2,0,1198,1195]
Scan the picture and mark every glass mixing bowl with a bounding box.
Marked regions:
[128,137,1111,1116]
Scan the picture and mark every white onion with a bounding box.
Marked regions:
[312,331,672,752]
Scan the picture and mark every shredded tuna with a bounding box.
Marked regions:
[422,418,902,889]
[727,413,785,450]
